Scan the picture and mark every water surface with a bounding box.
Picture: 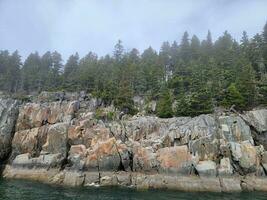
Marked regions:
[0,178,267,200]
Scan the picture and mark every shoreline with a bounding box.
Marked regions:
[2,165,267,193]
[1,93,267,194]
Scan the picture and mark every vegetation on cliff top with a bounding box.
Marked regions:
[0,22,267,117]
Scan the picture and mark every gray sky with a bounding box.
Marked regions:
[0,0,267,61]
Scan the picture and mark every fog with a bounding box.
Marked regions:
[0,0,267,60]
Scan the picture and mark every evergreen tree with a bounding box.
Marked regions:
[241,31,249,56]
[114,68,135,115]
[0,21,267,116]
[258,74,267,105]
[159,41,172,81]
[63,53,79,90]
[201,30,213,56]
[180,31,191,62]
[222,83,245,109]
[263,21,267,70]
[156,87,173,118]
[191,35,201,60]
[237,61,257,108]
[247,33,264,77]
[0,50,10,91]
[21,52,41,92]
[7,51,21,92]
[50,51,63,89]
[113,40,124,62]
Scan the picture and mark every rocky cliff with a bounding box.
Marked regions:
[1,91,267,192]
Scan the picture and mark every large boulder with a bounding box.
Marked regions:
[0,98,19,160]
[166,115,216,146]
[68,121,108,148]
[229,141,260,173]
[244,109,267,133]
[219,116,254,143]
[218,157,233,176]
[244,109,267,149]
[189,136,219,161]
[132,146,158,172]
[124,116,161,141]
[85,137,129,171]
[16,101,79,131]
[12,126,48,157]
[156,145,196,175]
[68,144,87,170]
[42,123,69,156]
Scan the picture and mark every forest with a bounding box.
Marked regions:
[0,22,267,118]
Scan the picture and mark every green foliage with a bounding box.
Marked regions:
[156,88,173,118]
[114,77,136,115]
[95,108,105,120]
[175,89,213,117]
[1,21,267,116]
[95,108,115,121]
[222,83,245,110]
[258,74,267,105]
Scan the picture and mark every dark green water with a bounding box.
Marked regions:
[0,179,267,200]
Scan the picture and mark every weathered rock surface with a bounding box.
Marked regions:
[157,146,196,174]
[244,109,267,133]
[195,160,217,177]
[218,157,233,176]
[1,92,267,192]
[0,98,19,161]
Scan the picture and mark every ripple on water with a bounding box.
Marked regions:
[0,179,267,200]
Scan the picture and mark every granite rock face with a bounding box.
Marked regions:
[1,92,267,192]
[0,98,19,161]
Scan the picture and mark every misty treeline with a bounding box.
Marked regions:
[0,22,267,117]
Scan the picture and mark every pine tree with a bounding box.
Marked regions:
[180,31,191,62]
[114,69,135,115]
[201,30,213,56]
[113,40,124,62]
[50,51,63,89]
[263,21,267,70]
[237,61,257,108]
[191,35,201,60]
[159,41,172,81]
[7,51,21,92]
[222,83,245,109]
[21,52,41,92]
[0,50,10,91]
[63,53,79,90]
[258,74,267,105]
[241,31,249,55]
[156,87,173,118]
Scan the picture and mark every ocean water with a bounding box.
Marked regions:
[0,178,267,200]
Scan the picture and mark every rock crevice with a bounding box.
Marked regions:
[0,92,267,192]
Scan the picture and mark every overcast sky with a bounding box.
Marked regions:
[0,0,267,61]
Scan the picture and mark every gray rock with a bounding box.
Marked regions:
[189,135,219,161]
[196,160,217,176]
[220,177,242,192]
[218,158,233,176]
[219,116,254,143]
[12,153,64,169]
[244,109,267,133]
[63,171,85,187]
[261,151,267,172]
[0,98,19,160]
[229,141,258,173]
[42,123,69,156]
